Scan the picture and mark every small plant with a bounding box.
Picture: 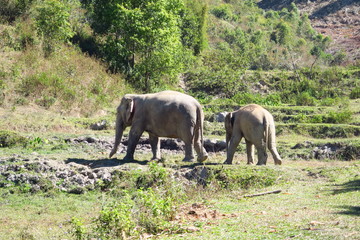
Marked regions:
[70,217,87,240]
[135,188,175,234]
[93,195,136,239]
[27,136,46,150]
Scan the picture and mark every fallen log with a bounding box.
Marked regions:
[243,190,282,198]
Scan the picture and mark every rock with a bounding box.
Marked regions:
[215,140,227,151]
[90,120,107,131]
[85,137,97,144]
[216,112,228,122]
[68,187,85,194]
[87,172,97,179]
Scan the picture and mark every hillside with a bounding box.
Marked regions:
[258,0,360,63]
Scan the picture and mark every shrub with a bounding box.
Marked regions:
[211,4,236,21]
[211,166,281,190]
[232,92,282,106]
[0,0,34,23]
[350,87,360,99]
[325,110,352,124]
[0,130,27,147]
[93,195,136,239]
[295,92,317,106]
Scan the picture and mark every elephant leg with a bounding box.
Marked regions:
[269,146,282,165]
[193,127,208,163]
[149,134,161,160]
[245,140,255,165]
[255,142,268,165]
[124,127,143,161]
[183,142,195,162]
[224,135,242,164]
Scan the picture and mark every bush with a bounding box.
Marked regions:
[0,130,27,147]
[232,92,282,106]
[0,0,34,23]
[325,110,352,124]
[211,166,281,190]
[350,87,360,99]
[211,4,236,21]
[295,92,317,106]
[93,196,136,239]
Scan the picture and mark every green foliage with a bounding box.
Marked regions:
[33,0,75,56]
[211,4,237,21]
[181,0,208,55]
[75,163,186,238]
[135,188,175,233]
[70,217,87,240]
[350,86,360,99]
[91,0,188,92]
[326,110,352,124]
[295,91,317,106]
[232,92,282,106]
[93,195,136,239]
[271,21,291,45]
[0,0,34,23]
[0,130,27,147]
[211,166,281,190]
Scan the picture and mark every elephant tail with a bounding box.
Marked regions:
[196,107,208,162]
[264,116,270,149]
[264,115,282,165]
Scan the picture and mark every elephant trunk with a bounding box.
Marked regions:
[109,113,124,158]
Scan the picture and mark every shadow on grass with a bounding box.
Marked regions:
[332,179,360,194]
[180,162,223,168]
[65,158,222,169]
[336,206,360,216]
[65,158,149,169]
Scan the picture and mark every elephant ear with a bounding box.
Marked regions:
[124,98,134,123]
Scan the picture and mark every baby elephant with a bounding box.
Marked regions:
[224,104,282,165]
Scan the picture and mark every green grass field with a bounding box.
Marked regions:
[0,101,359,239]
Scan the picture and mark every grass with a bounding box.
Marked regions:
[158,160,359,240]
[0,90,359,239]
[0,191,103,239]
[1,138,359,239]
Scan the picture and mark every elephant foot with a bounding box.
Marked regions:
[256,162,266,165]
[197,154,208,163]
[247,161,254,165]
[122,155,134,162]
[109,149,117,158]
[223,159,232,164]
[275,159,282,165]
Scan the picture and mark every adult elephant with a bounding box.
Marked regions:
[109,90,208,162]
[224,104,282,165]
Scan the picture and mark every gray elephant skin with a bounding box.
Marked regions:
[109,90,208,162]
[224,104,282,165]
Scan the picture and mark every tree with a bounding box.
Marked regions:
[91,0,189,92]
[34,0,75,56]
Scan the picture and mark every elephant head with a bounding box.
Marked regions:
[109,97,134,158]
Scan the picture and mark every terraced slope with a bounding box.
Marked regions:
[258,0,360,63]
